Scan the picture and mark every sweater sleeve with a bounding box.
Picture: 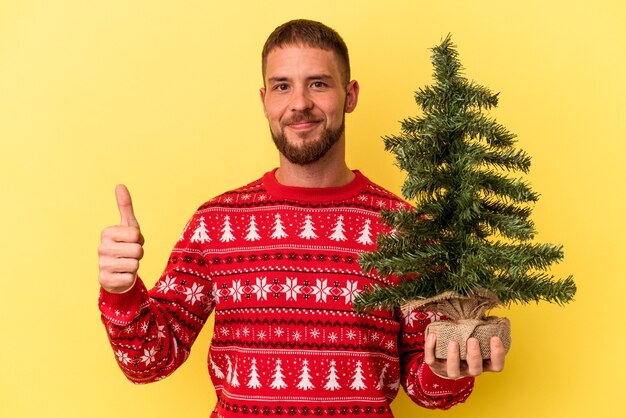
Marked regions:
[398,308,474,409]
[98,211,214,384]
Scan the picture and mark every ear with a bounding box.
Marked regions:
[259,87,267,117]
[344,80,360,113]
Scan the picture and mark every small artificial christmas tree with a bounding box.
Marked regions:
[355,35,576,359]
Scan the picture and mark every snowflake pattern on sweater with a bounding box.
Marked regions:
[99,169,473,417]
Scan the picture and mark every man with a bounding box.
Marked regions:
[98,19,505,416]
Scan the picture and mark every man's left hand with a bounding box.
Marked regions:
[424,334,506,379]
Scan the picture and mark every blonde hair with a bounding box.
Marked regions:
[262,19,351,84]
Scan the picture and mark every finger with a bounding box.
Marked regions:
[424,333,437,366]
[98,241,144,260]
[115,184,140,228]
[446,341,461,379]
[98,255,140,274]
[486,336,506,372]
[466,338,484,376]
[101,225,144,245]
[423,334,449,378]
[98,271,137,294]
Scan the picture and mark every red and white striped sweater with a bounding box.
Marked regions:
[99,169,473,417]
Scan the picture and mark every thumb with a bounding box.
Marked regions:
[115,184,140,228]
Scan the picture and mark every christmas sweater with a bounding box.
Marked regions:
[99,169,474,417]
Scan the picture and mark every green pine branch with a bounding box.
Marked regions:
[487,273,577,306]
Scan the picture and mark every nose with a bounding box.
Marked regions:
[290,86,313,112]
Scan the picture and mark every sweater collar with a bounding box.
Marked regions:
[262,168,369,203]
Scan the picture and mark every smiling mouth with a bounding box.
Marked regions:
[287,121,321,131]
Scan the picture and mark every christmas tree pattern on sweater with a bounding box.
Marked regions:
[99,170,474,417]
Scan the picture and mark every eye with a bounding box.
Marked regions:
[275,83,289,91]
[311,81,326,88]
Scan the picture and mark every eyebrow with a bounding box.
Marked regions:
[267,74,334,84]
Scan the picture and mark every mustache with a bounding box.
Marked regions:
[283,113,324,125]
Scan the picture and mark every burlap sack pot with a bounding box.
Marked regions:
[425,316,511,359]
[402,290,511,360]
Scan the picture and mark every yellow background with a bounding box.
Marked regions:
[1,1,624,417]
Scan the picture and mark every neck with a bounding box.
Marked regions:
[275,139,354,188]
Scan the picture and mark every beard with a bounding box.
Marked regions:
[270,112,345,165]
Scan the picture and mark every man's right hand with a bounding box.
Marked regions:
[98,185,145,293]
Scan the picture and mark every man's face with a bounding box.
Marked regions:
[260,46,359,165]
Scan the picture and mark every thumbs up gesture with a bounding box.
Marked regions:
[98,185,145,293]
